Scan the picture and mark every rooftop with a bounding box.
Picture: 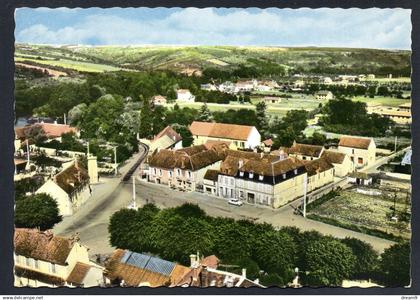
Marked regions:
[286,142,324,157]
[54,161,89,195]
[14,228,79,265]
[339,136,373,150]
[189,121,255,141]
[321,150,347,164]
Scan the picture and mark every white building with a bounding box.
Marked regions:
[189,121,261,150]
[338,136,376,168]
[36,160,91,216]
[176,89,195,102]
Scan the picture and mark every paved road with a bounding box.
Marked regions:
[53,144,399,258]
[52,144,149,257]
[361,146,411,174]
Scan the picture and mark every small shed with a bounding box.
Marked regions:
[348,171,372,186]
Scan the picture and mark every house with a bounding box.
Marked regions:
[338,136,376,168]
[303,157,335,192]
[203,169,220,195]
[321,150,354,177]
[262,138,273,152]
[149,126,183,152]
[104,249,191,287]
[201,83,218,91]
[218,81,235,93]
[322,77,333,84]
[235,80,256,92]
[315,90,334,100]
[174,254,264,288]
[262,96,282,104]
[15,123,78,144]
[35,160,91,216]
[14,229,103,287]
[367,74,376,79]
[189,121,261,150]
[176,89,195,102]
[148,144,227,192]
[151,95,167,106]
[285,142,325,161]
[398,102,411,112]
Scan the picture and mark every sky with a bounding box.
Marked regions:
[15,7,412,50]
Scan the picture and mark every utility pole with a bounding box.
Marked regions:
[63,113,67,125]
[87,141,90,157]
[114,146,118,176]
[303,173,308,218]
[394,136,398,153]
[26,139,30,171]
[132,176,137,210]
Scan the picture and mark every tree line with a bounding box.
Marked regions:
[108,203,410,287]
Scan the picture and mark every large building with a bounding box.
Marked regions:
[148,144,227,192]
[14,229,103,287]
[338,136,376,168]
[36,160,91,216]
[176,89,195,102]
[189,121,261,150]
[149,125,183,152]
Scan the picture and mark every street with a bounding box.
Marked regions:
[53,145,396,258]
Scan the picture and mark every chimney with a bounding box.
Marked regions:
[43,230,54,240]
[260,152,264,159]
[238,159,244,168]
[241,268,247,278]
[190,254,198,268]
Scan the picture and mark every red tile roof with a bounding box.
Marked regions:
[66,262,92,286]
[321,150,346,164]
[153,126,182,144]
[339,136,372,150]
[190,121,255,141]
[15,123,77,140]
[287,142,324,157]
[14,228,78,265]
[54,161,89,195]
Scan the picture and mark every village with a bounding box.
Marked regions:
[12,75,412,288]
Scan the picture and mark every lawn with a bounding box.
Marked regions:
[308,189,411,241]
[363,77,411,83]
[351,96,409,107]
[15,57,121,73]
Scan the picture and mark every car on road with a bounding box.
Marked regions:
[228,198,243,206]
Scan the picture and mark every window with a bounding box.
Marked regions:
[188,171,192,178]
[169,171,173,177]
[294,169,298,175]
[34,260,39,269]
[352,149,355,154]
[25,257,30,267]
[358,157,363,164]
[249,172,254,179]
[159,169,162,176]
[259,175,264,181]
[302,156,306,160]
[224,177,228,184]
[230,178,234,185]
[153,168,157,175]
[176,169,181,176]
[282,173,286,179]
[239,171,244,177]
[50,263,56,274]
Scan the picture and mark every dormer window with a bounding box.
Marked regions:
[249,172,254,179]
[259,175,264,181]
[294,169,298,175]
[239,171,244,177]
[282,173,286,179]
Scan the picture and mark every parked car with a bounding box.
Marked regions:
[228,198,243,206]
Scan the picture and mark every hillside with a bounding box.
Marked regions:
[15,44,411,76]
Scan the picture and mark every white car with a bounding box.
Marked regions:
[228,198,243,206]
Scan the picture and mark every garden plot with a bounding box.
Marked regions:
[308,189,411,240]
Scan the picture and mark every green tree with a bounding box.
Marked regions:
[15,193,62,230]
[197,103,213,122]
[255,101,269,137]
[341,237,379,279]
[379,242,410,287]
[303,238,356,286]
[138,100,154,139]
[172,124,194,147]
[260,273,285,287]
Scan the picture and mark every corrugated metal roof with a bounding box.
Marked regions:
[121,251,176,277]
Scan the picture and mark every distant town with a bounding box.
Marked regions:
[13,44,411,288]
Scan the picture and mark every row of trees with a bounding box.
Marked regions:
[108,203,410,287]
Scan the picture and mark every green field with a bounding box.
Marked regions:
[351,96,409,107]
[15,56,121,73]
[363,77,411,83]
